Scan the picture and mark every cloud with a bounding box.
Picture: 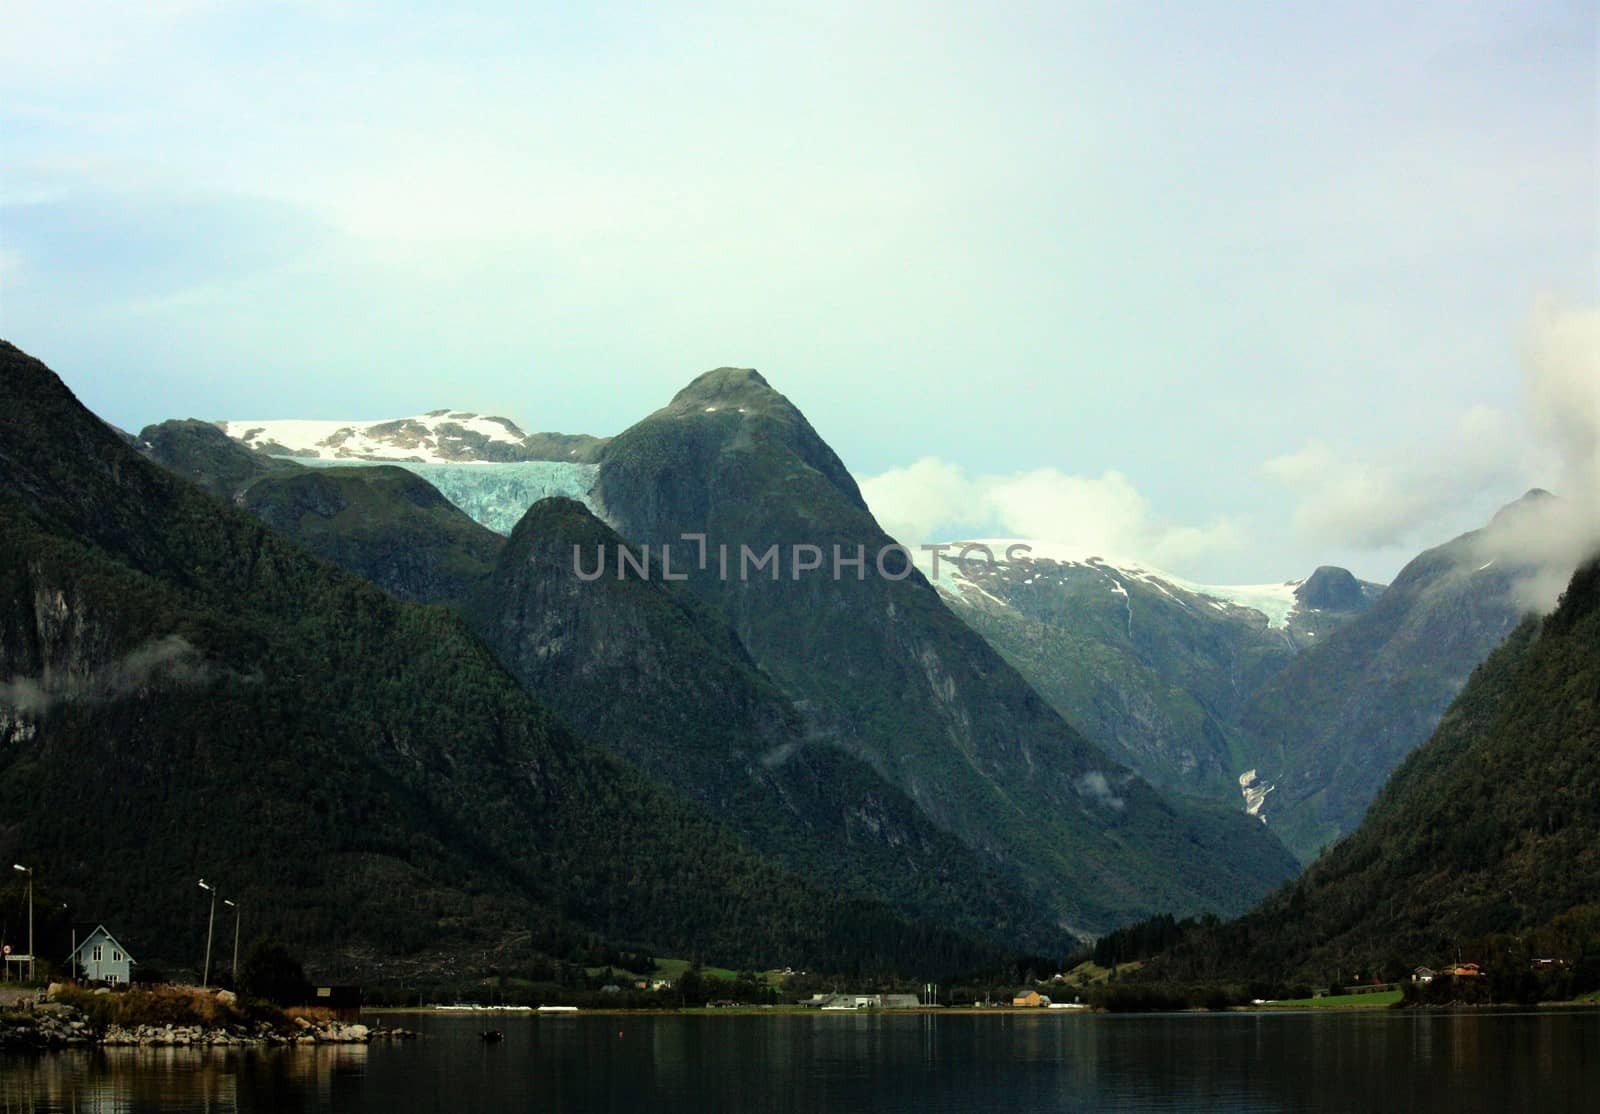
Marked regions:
[1262,405,1525,549]
[1465,299,1600,611]
[0,635,211,716]
[1524,295,1600,502]
[860,459,1245,569]
[1074,770,1125,811]
[1264,296,1599,610]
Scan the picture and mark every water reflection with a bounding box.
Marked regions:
[2,1009,1595,1113]
[1,1043,369,1114]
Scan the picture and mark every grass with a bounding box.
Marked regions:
[52,985,272,1029]
[589,958,742,983]
[1061,960,1142,986]
[1257,989,1402,1010]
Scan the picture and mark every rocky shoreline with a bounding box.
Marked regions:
[1,1004,416,1052]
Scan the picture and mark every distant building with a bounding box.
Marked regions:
[1440,963,1484,978]
[1412,967,1436,984]
[810,993,902,1010]
[1012,989,1051,1008]
[71,925,135,986]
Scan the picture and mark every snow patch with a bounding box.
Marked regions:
[927,539,1308,628]
[223,412,528,464]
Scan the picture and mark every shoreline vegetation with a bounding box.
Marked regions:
[0,985,416,1053]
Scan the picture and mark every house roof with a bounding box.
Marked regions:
[71,924,137,963]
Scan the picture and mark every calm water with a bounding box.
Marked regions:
[3,1009,1596,1112]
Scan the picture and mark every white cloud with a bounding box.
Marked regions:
[861,459,1246,570]
[1524,295,1600,503]
[1264,296,1599,610]
[1466,299,1600,611]
[1262,404,1526,550]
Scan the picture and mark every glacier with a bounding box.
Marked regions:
[303,459,600,535]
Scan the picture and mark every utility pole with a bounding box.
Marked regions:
[198,879,217,989]
[12,865,32,982]
[224,900,240,987]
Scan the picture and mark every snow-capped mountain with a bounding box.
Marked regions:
[218,411,607,464]
[917,540,1384,820]
[917,540,1379,635]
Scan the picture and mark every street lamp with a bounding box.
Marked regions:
[198,879,217,989]
[12,865,32,983]
[224,899,240,988]
[65,907,75,984]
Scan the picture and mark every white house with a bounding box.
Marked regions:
[72,925,136,986]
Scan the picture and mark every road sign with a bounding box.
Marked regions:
[1,944,10,955]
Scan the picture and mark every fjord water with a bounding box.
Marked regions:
[3,1011,1596,1113]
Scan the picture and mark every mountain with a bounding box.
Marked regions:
[146,409,1070,951]
[1235,497,1550,861]
[240,467,505,605]
[220,412,608,463]
[1135,554,1600,985]
[163,416,603,537]
[920,544,1382,803]
[0,340,990,978]
[139,419,512,606]
[463,496,1068,951]
[925,497,1554,864]
[592,368,1299,935]
[137,418,302,500]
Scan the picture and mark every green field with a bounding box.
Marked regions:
[1258,990,1402,1010]
[583,957,745,983]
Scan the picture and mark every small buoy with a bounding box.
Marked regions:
[618,1030,624,1038]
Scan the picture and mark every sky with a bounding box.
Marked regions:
[2,1,1595,584]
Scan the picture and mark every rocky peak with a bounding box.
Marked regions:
[665,367,782,414]
[1295,566,1366,611]
[1487,488,1558,532]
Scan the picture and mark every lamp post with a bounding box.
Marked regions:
[12,865,32,983]
[198,879,217,989]
[224,899,240,988]
[60,904,72,984]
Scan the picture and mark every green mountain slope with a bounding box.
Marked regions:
[136,418,300,500]
[1237,499,1545,860]
[594,368,1298,935]
[465,496,1068,952]
[240,466,504,605]
[928,552,1379,803]
[0,340,989,977]
[1138,555,1600,985]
